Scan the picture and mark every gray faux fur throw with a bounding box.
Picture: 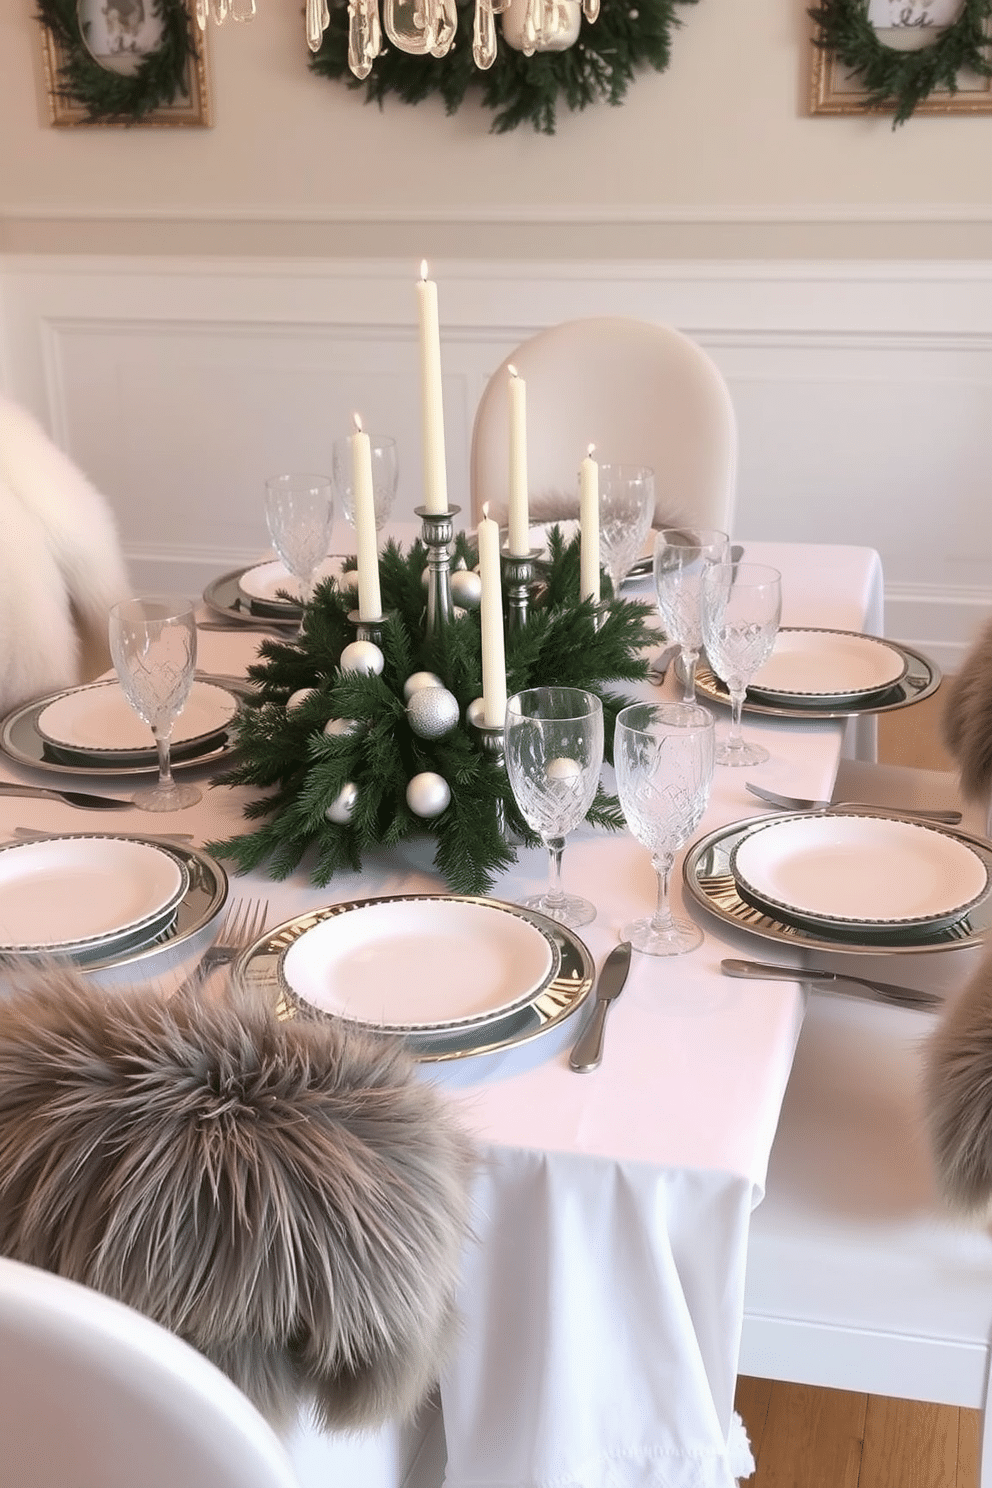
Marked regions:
[0,966,475,1433]
[942,616,992,801]
[924,938,992,1216]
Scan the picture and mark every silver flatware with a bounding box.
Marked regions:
[197,620,296,636]
[569,940,633,1071]
[744,782,961,825]
[0,782,132,810]
[720,957,941,1010]
[10,825,195,847]
[192,897,269,983]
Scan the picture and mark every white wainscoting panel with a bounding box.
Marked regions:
[1,255,990,668]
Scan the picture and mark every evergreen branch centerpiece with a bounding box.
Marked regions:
[211,530,654,897]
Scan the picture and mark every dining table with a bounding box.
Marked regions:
[0,534,974,1488]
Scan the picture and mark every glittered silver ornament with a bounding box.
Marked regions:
[325,782,359,825]
[339,639,384,676]
[403,670,443,701]
[286,687,316,710]
[323,717,361,738]
[406,771,451,818]
[407,686,459,740]
[450,569,482,610]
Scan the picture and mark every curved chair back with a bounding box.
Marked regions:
[0,1255,300,1488]
[470,316,737,532]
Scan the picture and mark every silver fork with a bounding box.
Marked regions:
[195,898,269,980]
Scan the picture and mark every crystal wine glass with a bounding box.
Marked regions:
[108,596,202,813]
[263,473,334,606]
[598,464,655,596]
[700,561,782,767]
[653,527,730,704]
[331,436,398,536]
[614,701,715,955]
[504,686,604,928]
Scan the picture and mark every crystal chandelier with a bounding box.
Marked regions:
[197,0,600,74]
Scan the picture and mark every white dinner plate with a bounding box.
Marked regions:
[278,897,559,1034]
[237,556,343,610]
[37,680,239,762]
[0,836,188,955]
[748,628,907,703]
[730,813,990,934]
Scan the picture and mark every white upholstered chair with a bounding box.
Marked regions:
[469,316,737,533]
[0,1255,301,1488]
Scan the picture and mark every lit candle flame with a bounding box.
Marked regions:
[482,501,490,520]
[508,363,519,378]
[587,442,596,457]
[420,259,429,282]
[352,412,363,434]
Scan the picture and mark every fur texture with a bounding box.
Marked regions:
[0,395,130,707]
[924,937,992,1216]
[0,966,476,1432]
[942,616,992,801]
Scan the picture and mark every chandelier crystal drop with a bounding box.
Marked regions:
[198,0,597,73]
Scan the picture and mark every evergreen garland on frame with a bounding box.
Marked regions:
[810,0,992,125]
[37,0,196,123]
[310,0,699,134]
[210,530,655,898]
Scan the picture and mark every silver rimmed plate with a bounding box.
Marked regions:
[729,813,989,936]
[0,835,188,958]
[236,895,595,1062]
[684,812,992,955]
[0,835,228,972]
[36,679,239,766]
[694,636,940,720]
[747,628,907,704]
[0,687,239,779]
[236,557,344,614]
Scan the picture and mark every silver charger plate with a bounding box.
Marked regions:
[0,687,240,779]
[236,894,596,1062]
[204,567,306,629]
[0,836,228,975]
[693,634,941,720]
[683,812,992,956]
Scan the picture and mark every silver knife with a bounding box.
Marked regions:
[569,940,633,1072]
[720,958,940,1009]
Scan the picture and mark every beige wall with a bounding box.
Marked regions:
[4,0,992,260]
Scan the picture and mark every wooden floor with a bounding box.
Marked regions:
[733,675,981,1488]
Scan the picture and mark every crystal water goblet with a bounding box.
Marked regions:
[108,596,202,813]
[504,686,604,928]
[653,527,730,703]
[700,561,782,767]
[614,702,715,955]
[598,464,655,596]
[331,436,398,536]
[263,473,334,606]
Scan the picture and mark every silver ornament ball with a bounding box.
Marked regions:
[339,639,384,676]
[403,670,443,701]
[466,696,488,730]
[450,568,482,610]
[286,687,316,710]
[407,686,460,740]
[406,771,451,818]
[323,717,361,738]
[325,781,359,825]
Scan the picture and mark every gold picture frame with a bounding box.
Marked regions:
[810,28,992,114]
[39,0,211,128]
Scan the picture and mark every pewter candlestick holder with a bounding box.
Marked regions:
[348,611,385,646]
[468,698,510,841]
[417,505,460,637]
[501,546,542,633]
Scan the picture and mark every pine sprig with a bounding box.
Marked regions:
[810,0,992,125]
[211,534,653,896]
[310,0,699,134]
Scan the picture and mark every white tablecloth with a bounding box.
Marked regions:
[0,541,885,1488]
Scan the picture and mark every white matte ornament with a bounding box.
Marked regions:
[450,568,483,610]
[406,771,451,818]
[287,688,316,710]
[323,717,361,737]
[403,670,444,701]
[340,640,384,675]
[546,756,582,781]
[407,686,459,739]
[325,781,359,824]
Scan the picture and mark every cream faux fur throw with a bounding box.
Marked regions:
[924,937,992,1217]
[942,615,992,803]
[0,966,476,1433]
[0,394,130,708]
